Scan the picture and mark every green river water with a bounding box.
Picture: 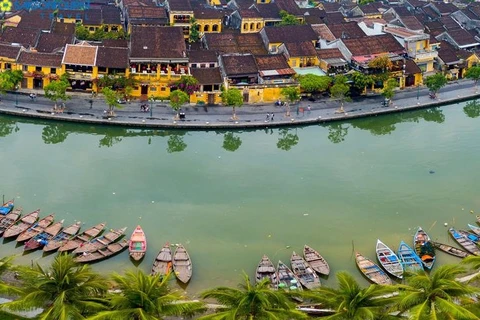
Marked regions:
[1,101,480,297]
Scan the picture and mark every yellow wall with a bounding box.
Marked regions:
[256,0,272,3]
[189,92,222,104]
[197,19,222,33]
[287,56,319,68]
[207,0,222,5]
[241,18,264,33]
[0,58,18,71]
[19,65,66,89]
[466,54,480,68]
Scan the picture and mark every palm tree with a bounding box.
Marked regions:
[0,253,108,320]
[300,271,398,320]
[88,270,205,320]
[394,264,479,320]
[198,273,307,320]
[0,255,23,296]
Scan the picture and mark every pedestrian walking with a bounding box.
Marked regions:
[271,113,274,121]
[266,113,270,121]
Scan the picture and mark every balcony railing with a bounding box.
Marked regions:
[70,73,92,80]
[411,50,438,60]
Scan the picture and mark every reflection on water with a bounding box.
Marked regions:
[463,100,480,118]
[277,128,299,151]
[221,132,242,152]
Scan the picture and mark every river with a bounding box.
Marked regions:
[1,101,479,296]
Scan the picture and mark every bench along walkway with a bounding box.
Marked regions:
[0,80,479,129]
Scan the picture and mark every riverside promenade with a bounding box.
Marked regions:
[0,80,478,129]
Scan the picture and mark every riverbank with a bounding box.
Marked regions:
[0,80,478,129]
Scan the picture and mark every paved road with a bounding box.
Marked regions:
[0,80,478,129]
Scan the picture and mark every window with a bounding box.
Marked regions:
[204,25,210,32]
[150,87,156,92]
[200,63,206,68]
[212,24,218,32]
[256,23,261,29]
[35,66,42,72]
[191,63,197,68]
[51,68,56,74]
[98,67,107,73]
[160,87,166,91]
[89,27,95,31]
[250,23,254,30]
[209,63,215,68]
[23,65,28,71]
[243,23,248,30]
[5,63,11,69]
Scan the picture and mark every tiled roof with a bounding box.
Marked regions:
[404,59,421,75]
[360,3,383,15]
[263,25,318,43]
[467,5,480,19]
[169,0,192,12]
[62,42,98,66]
[52,22,76,35]
[17,10,54,30]
[204,33,268,55]
[446,28,479,46]
[221,54,258,75]
[421,5,440,19]
[405,0,424,9]
[0,27,41,48]
[275,0,302,16]
[18,51,63,67]
[127,6,168,24]
[102,6,122,25]
[0,44,21,59]
[188,50,218,63]
[256,5,282,20]
[193,8,226,19]
[284,41,317,57]
[424,20,445,33]
[327,22,366,39]
[311,24,336,41]
[238,8,262,19]
[190,67,222,84]
[322,2,341,13]
[391,6,413,17]
[432,2,458,15]
[316,48,345,60]
[398,15,423,30]
[254,54,290,70]
[323,11,346,24]
[83,9,103,25]
[461,8,479,20]
[440,16,461,30]
[96,47,129,68]
[35,33,73,53]
[130,26,187,59]
[438,40,462,63]
[101,39,128,47]
[123,0,156,7]
[343,34,405,56]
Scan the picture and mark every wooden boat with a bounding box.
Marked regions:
[172,244,192,283]
[151,243,172,276]
[58,222,106,252]
[24,219,64,251]
[397,241,424,273]
[303,245,330,276]
[355,252,392,285]
[0,199,14,216]
[458,230,479,243]
[0,208,22,237]
[277,260,302,292]
[468,223,480,236]
[376,239,404,279]
[17,214,54,242]
[43,221,82,252]
[413,227,436,270]
[74,239,128,263]
[3,209,40,239]
[290,251,321,289]
[431,241,471,258]
[73,227,127,254]
[128,225,147,261]
[448,227,480,255]
[255,255,278,289]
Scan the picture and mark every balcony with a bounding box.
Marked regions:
[70,73,92,80]
[411,50,438,61]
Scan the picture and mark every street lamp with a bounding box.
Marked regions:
[149,96,154,118]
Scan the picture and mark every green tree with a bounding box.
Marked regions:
[0,70,23,93]
[44,80,70,110]
[359,0,375,4]
[368,55,393,70]
[350,71,374,94]
[167,134,187,153]
[301,271,398,320]
[330,75,350,113]
[199,274,306,320]
[278,10,301,26]
[0,256,23,297]
[101,87,122,116]
[465,65,480,90]
[169,89,189,119]
[221,88,243,120]
[281,86,300,117]
[394,265,479,320]
[463,100,480,118]
[277,128,299,151]
[298,74,332,94]
[462,255,480,282]
[89,270,204,320]
[171,75,199,95]
[222,132,242,152]
[327,123,349,144]
[425,73,447,96]
[189,17,200,42]
[75,24,91,40]
[0,118,19,138]
[382,78,398,103]
[0,254,108,320]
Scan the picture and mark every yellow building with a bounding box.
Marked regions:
[0,44,21,73]
[193,8,224,33]
[61,41,98,92]
[231,9,265,33]
[56,7,123,34]
[280,42,319,68]
[17,51,65,89]
[167,0,194,39]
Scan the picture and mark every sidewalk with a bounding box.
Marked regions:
[0,80,478,129]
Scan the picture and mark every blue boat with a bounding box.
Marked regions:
[397,241,424,273]
[413,227,436,270]
[0,199,14,216]
[458,230,479,244]
[448,228,480,255]
[468,223,480,236]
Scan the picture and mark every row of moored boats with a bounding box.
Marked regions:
[355,221,480,285]
[0,200,193,283]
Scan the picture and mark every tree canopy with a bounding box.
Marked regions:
[44,80,70,109]
[101,87,122,115]
[367,55,393,70]
[465,66,480,86]
[382,78,398,100]
[281,86,300,103]
[425,73,447,94]
[0,70,23,93]
[189,17,200,42]
[278,10,301,26]
[298,74,332,94]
